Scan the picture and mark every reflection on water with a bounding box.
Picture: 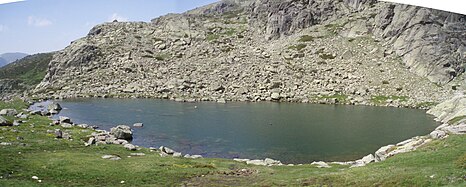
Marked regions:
[32,98,438,163]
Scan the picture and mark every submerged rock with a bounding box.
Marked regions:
[133,123,143,127]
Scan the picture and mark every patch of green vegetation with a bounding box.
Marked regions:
[155,54,169,61]
[0,53,53,92]
[416,102,438,109]
[371,95,409,104]
[448,115,466,125]
[206,33,220,41]
[224,28,236,36]
[288,44,307,51]
[324,22,345,34]
[1,100,465,186]
[298,35,317,42]
[319,53,336,60]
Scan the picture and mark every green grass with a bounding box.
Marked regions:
[288,44,307,51]
[1,99,465,186]
[371,95,409,104]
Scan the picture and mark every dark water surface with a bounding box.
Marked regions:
[39,98,438,163]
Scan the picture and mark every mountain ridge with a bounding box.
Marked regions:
[32,0,465,107]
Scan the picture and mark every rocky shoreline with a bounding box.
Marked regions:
[7,93,463,168]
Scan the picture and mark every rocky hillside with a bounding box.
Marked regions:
[33,0,465,108]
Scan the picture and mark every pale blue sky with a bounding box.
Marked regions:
[0,0,219,54]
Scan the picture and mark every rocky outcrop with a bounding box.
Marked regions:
[373,3,466,84]
[427,94,466,124]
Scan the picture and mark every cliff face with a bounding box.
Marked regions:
[245,0,465,83]
[34,0,464,106]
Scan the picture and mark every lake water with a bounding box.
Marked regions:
[38,98,438,163]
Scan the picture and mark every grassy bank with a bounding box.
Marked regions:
[0,100,465,186]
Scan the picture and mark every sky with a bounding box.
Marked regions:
[0,0,219,54]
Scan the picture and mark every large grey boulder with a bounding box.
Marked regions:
[0,109,18,116]
[110,125,133,140]
[47,102,62,114]
[375,145,395,162]
[427,95,466,124]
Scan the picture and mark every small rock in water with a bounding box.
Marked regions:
[133,123,143,127]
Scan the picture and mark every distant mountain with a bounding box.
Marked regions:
[0,52,29,67]
[0,57,7,67]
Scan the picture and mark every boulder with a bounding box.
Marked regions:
[430,130,447,139]
[0,109,18,116]
[311,161,331,168]
[264,158,282,165]
[55,129,63,138]
[351,154,375,168]
[271,92,281,100]
[60,123,73,128]
[159,146,175,154]
[59,116,72,124]
[246,160,267,166]
[102,155,121,160]
[124,143,137,151]
[87,137,96,146]
[184,154,203,159]
[47,102,62,111]
[110,125,133,140]
[0,116,12,126]
[375,145,395,161]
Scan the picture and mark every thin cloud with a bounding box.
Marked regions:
[28,16,52,27]
[0,25,4,32]
[108,13,128,22]
[0,0,25,5]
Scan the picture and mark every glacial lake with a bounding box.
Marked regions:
[39,98,438,163]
